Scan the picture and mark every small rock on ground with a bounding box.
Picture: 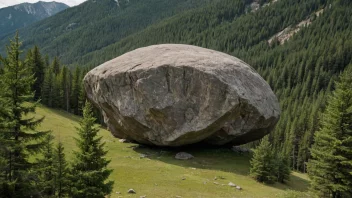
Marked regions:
[140,195,147,198]
[140,154,147,158]
[128,189,136,194]
[119,139,130,143]
[228,182,236,187]
[236,186,242,190]
[232,146,252,153]
[175,152,194,160]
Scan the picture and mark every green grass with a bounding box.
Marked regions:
[36,105,311,198]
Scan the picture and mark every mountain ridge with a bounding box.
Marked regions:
[0,0,223,63]
[0,1,69,37]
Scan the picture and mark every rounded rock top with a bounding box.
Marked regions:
[89,44,255,76]
[84,44,280,146]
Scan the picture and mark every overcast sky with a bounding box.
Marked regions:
[0,0,87,8]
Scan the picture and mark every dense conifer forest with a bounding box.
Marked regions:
[0,35,112,197]
[0,0,223,64]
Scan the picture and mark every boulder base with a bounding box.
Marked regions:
[84,44,280,146]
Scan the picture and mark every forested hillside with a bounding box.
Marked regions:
[0,0,223,64]
[0,1,68,37]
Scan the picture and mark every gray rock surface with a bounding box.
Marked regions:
[232,146,252,153]
[84,44,280,146]
[175,152,194,160]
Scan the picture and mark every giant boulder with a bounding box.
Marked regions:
[84,44,280,146]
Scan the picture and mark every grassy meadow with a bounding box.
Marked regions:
[35,105,310,198]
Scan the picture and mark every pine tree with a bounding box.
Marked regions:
[59,66,70,112]
[275,151,291,183]
[70,101,113,198]
[0,32,48,197]
[307,65,352,198]
[0,155,7,196]
[0,93,10,195]
[52,56,60,75]
[42,68,55,107]
[71,67,81,115]
[52,74,61,108]
[44,54,50,68]
[54,141,70,198]
[24,48,34,71]
[250,136,276,183]
[37,134,56,197]
[31,46,45,100]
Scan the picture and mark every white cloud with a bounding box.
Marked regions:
[0,0,87,8]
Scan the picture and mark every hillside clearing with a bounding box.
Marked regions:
[36,105,310,198]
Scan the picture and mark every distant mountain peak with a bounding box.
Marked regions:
[13,1,69,17]
[0,1,69,37]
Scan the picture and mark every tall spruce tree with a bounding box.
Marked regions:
[37,134,56,197]
[250,136,276,183]
[307,66,352,198]
[59,66,70,112]
[0,154,6,196]
[42,68,55,107]
[52,74,61,108]
[71,67,81,115]
[44,55,50,68]
[70,101,113,198]
[0,32,48,197]
[0,90,11,195]
[52,56,60,75]
[31,46,45,100]
[274,150,291,183]
[54,141,70,198]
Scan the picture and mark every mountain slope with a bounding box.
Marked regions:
[0,0,222,64]
[75,0,319,68]
[0,1,69,37]
[35,105,310,198]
